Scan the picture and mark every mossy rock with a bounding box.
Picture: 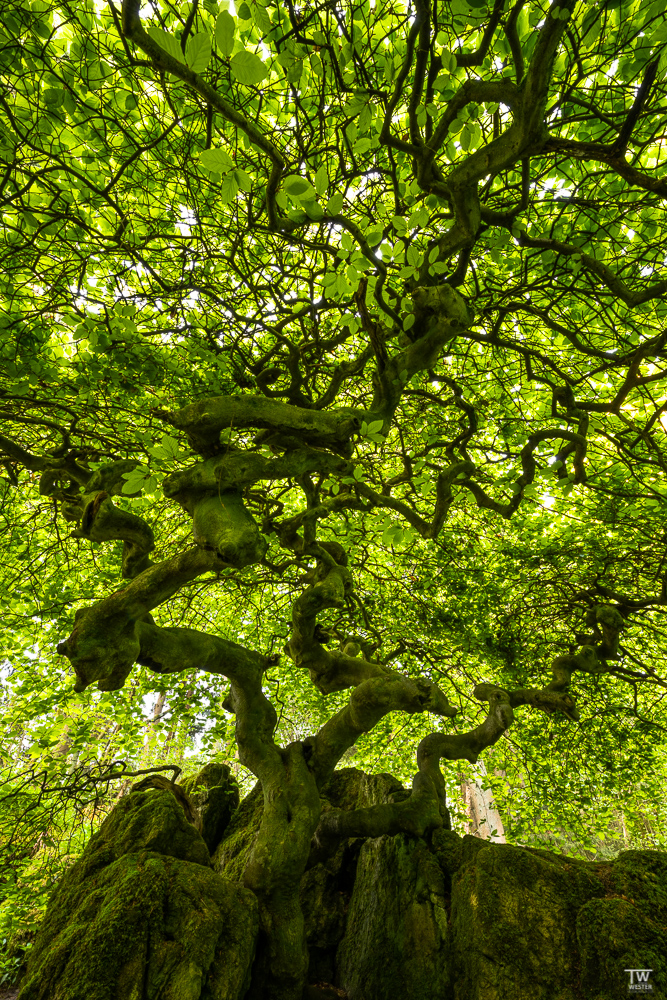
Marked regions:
[18,789,257,1000]
[181,764,240,855]
[445,837,667,1000]
[576,850,667,999]
[212,781,264,883]
[92,785,210,865]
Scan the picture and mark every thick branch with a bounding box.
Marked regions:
[56,547,219,691]
[372,285,474,419]
[417,0,576,266]
[0,434,90,486]
[288,555,389,692]
[542,137,667,198]
[309,672,457,787]
[155,394,365,457]
[311,686,508,858]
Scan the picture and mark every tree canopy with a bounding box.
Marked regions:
[2,0,667,995]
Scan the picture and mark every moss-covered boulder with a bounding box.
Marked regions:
[437,834,667,1000]
[446,836,603,1000]
[576,850,667,1000]
[181,763,241,855]
[20,767,667,1000]
[18,788,258,1000]
[304,769,667,1000]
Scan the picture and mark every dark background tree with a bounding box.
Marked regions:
[1,0,667,996]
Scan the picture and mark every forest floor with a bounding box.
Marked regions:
[0,987,19,999]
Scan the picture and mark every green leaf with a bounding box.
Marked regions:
[146,27,184,62]
[235,169,252,192]
[353,137,372,155]
[215,11,235,56]
[199,148,234,172]
[326,192,344,215]
[185,32,211,73]
[314,165,328,197]
[220,173,240,203]
[650,21,667,43]
[237,2,252,19]
[43,88,63,106]
[251,1,272,32]
[367,419,384,433]
[121,476,146,494]
[358,103,372,134]
[302,200,324,221]
[284,175,315,199]
[230,50,268,85]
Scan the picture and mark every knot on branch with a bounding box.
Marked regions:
[57,606,140,693]
[162,464,267,568]
[473,684,514,731]
[585,604,624,659]
[310,770,444,863]
[411,284,473,340]
[191,492,267,567]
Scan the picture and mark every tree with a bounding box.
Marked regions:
[1,0,667,995]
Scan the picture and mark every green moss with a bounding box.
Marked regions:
[212,768,370,885]
[577,897,665,999]
[92,787,211,866]
[319,768,365,811]
[575,850,667,999]
[181,763,236,797]
[337,834,450,1000]
[440,836,667,1000]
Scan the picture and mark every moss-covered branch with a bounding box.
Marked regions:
[155,395,366,457]
[56,546,219,691]
[310,686,510,858]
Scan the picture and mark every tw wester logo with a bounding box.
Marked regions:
[625,969,653,993]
